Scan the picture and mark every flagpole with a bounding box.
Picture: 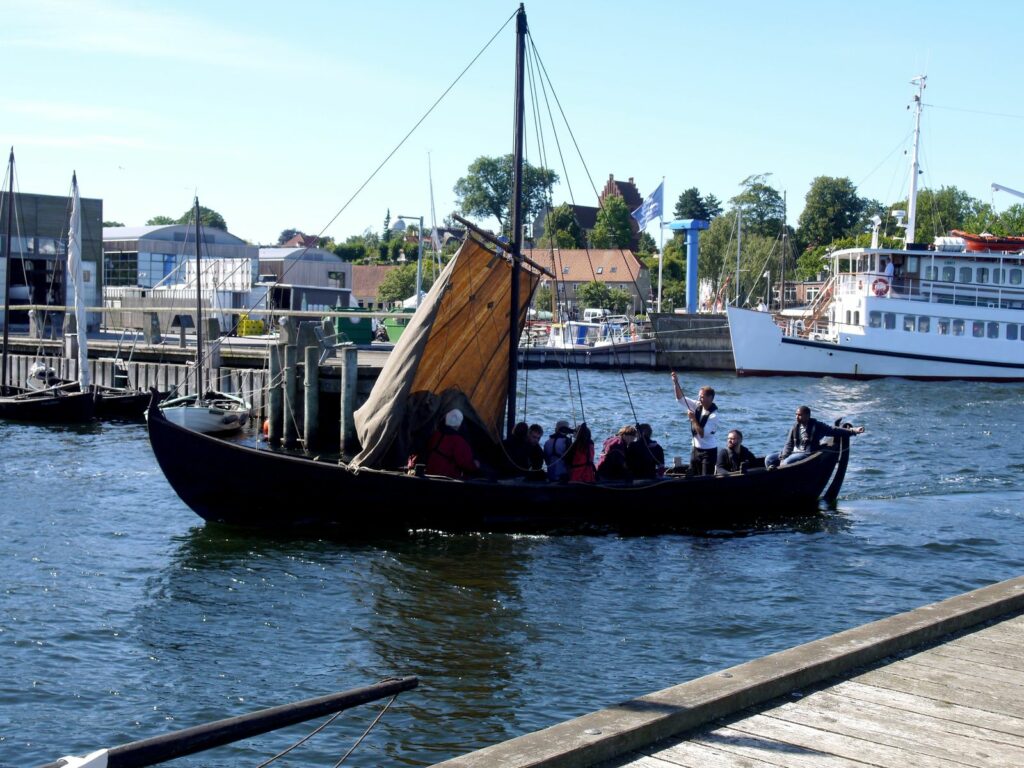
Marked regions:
[656,177,665,313]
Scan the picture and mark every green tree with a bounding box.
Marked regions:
[993,203,1024,235]
[146,215,176,225]
[797,176,865,250]
[533,283,553,314]
[278,228,302,244]
[103,220,125,227]
[382,209,392,243]
[537,203,585,248]
[673,187,722,221]
[454,154,559,235]
[575,280,611,309]
[608,287,633,313]
[590,196,634,248]
[636,231,657,255]
[175,205,227,231]
[376,263,435,304]
[731,174,784,237]
[906,186,985,241]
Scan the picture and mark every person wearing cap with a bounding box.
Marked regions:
[543,419,574,481]
[424,408,479,479]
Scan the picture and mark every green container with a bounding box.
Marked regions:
[383,310,414,342]
[331,307,374,344]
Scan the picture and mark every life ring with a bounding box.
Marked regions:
[871,277,889,297]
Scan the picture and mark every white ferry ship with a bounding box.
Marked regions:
[727,77,1024,381]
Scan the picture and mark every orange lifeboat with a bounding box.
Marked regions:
[950,229,1024,253]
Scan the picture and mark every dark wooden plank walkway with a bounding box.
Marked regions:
[431,576,1024,768]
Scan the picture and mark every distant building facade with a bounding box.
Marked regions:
[531,174,644,250]
[524,247,650,313]
[1,190,103,330]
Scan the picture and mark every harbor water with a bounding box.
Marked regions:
[2,370,1023,767]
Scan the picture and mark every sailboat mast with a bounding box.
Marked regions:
[506,2,527,440]
[193,197,204,397]
[1,149,14,393]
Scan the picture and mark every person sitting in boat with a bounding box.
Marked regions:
[543,420,574,481]
[671,372,718,476]
[627,423,665,479]
[502,421,545,479]
[597,425,637,481]
[565,423,596,483]
[766,405,865,468]
[424,408,480,479]
[716,429,758,474]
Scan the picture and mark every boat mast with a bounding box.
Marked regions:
[193,197,204,397]
[1,149,14,394]
[506,2,526,440]
[906,75,926,245]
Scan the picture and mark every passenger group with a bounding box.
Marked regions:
[415,373,864,481]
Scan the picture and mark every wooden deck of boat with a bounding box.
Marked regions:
[430,576,1024,768]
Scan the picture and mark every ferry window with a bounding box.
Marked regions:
[959,267,972,283]
[883,312,896,329]
[993,268,1004,283]
[845,310,852,325]
[972,321,985,338]
[907,256,919,272]
[868,311,882,328]
[924,266,938,280]
[903,315,916,331]
[988,322,999,339]
[853,311,860,325]
[938,318,950,335]
[917,316,930,333]
[977,267,989,283]
[942,266,955,282]
[952,319,965,336]
[1009,324,1020,341]
[1011,268,1023,285]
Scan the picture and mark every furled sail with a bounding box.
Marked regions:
[351,235,538,469]
[67,173,90,390]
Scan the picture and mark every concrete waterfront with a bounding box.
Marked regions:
[430,575,1024,768]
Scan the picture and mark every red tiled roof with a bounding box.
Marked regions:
[352,264,398,298]
[524,248,646,284]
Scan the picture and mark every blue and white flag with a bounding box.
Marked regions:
[631,181,664,229]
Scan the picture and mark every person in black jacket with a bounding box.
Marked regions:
[767,405,865,468]
[627,423,665,478]
[716,429,758,474]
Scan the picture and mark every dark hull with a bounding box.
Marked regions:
[0,386,96,423]
[146,398,850,535]
[94,388,163,420]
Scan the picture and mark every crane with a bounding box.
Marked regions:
[992,183,1024,200]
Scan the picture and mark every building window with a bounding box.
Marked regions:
[596,267,603,274]
[104,251,139,287]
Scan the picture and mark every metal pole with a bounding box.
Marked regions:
[1,149,14,392]
[416,215,423,307]
[192,198,204,397]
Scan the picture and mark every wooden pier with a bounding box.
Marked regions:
[430,575,1024,768]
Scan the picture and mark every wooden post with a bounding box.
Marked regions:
[303,345,319,451]
[339,345,359,454]
[283,343,298,447]
[63,313,79,360]
[267,345,283,445]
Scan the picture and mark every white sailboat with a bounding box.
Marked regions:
[154,198,250,434]
[727,76,1024,381]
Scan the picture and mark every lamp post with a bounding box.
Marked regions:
[392,215,424,308]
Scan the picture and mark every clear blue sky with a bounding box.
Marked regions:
[5,0,1023,245]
